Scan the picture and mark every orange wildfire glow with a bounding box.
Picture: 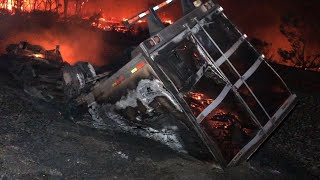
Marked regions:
[0,0,60,12]
[0,0,175,65]
[90,16,173,33]
[188,92,213,107]
[0,0,174,33]
[186,92,214,117]
[91,17,130,33]
[0,0,95,13]
[164,19,173,24]
[32,53,45,58]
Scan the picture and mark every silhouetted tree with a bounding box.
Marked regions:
[278,15,320,69]
[54,0,61,13]
[14,0,23,12]
[75,0,81,16]
[63,0,68,18]
[33,0,38,11]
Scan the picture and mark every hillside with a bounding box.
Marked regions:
[0,60,319,179]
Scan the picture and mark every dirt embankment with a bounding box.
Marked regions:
[0,61,319,179]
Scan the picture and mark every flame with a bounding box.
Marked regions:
[0,1,12,11]
[0,0,90,13]
[0,0,176,65]
[188,92,213,105]
[33,53,45,58]
[90,16,131,33]
[164,19,173,24]
[0,0,174,33]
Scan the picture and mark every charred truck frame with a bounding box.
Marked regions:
[63,0,297,168]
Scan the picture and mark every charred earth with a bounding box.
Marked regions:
[0,46,319,179]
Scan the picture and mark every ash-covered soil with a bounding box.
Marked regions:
[0,62,319,179]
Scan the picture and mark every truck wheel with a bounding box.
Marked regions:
[62,62,96,99]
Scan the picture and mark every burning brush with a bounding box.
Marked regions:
[6,41,63,63]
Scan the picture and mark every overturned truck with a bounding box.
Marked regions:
[63,0,297,168]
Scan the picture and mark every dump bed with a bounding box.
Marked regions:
[80,0,297,167]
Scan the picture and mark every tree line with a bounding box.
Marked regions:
[1,0,85,17]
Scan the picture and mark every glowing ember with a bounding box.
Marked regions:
[32,53,45,58]
[185,92,253,137]
[188,92,213,105]
[90,17,131,33]
[164,20,173,24]
[91,16,173,33]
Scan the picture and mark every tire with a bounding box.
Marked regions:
[62,62,96,99]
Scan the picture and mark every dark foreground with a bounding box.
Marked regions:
[0,63,319,179]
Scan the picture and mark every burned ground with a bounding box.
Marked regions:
[0,56,319,179]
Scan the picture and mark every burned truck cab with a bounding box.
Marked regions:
[65,0,297,168]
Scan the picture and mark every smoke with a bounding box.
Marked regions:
[0,0,181,66]
[1,0,319,66]
[88,0,320,61]
[1,28,105,65]
[0,14,106,66]
[82,0,181,21]
[219,0,320,59]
